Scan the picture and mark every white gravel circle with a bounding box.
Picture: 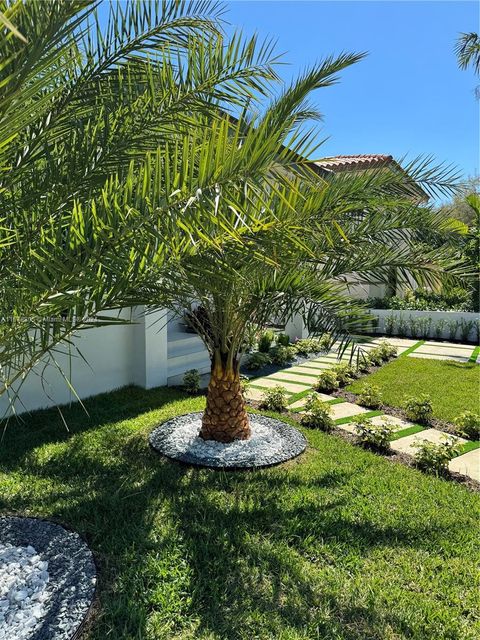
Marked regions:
[0,543,50,639]
[149,412,307,468]
[0,517,96,640]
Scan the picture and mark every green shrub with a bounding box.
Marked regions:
[293,338,323,356]
[245,352,272,370]
[239,375,250,396]
[413,437,462,475]
[454,411,480,440]
[354,416,394,451]
[269,345,296,366]
[376,340,398,361]
[384,315,396,336]
[447,319,459,341]
[277,333,290,346]
[183,369,201,394]
[397,314,408,337]
[300,393,334,431]
[418,316,432,339]
[433,318,447,340]
[357,383,383,409]
[460,318,475,342]
[259,385,288,412]
[366,347,384,366]
[357,356,371,373]
[258,329,275,353]
[330,363,356,387]
[408,315,420,338]
[314,370,339,393]
[403,394,433,424]
[318,333,332,352]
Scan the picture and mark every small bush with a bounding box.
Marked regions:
[460,318,475,342]
[418,316,432,339]
[403,394,433,425]
[433,318,447,340]
[357,383,383,409]
[384,315,396,336]
[183,369,201,394]
[330,363,356,387]
[397,315,408,337]
[245,352,272,371]
[376,340,398,361]
[269,345,297,366]
[413,437,462,475]
[318,333,332,352]
[357,356,371,373]
[454,411,480,440]
[259,385,288,412]
[300,393,334,431]
[258,330,275,353]
[366,347,384,366]
[447,319,459,341]
[239,375,250,396]
[408,315,420,338]
[354,416,394,451]
[277,333,290,346]
[243,323,260,353]
[314,370,339,393]
[293,338,323,356]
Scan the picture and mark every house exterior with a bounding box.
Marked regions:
[1,153,428,417]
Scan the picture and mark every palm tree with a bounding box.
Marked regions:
[0,0,281,410]
[128,98,464,442]
[455,32,480,74]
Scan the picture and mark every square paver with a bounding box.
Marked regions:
[295,361,333,371]
[331,402,369,421]
[267,371,315,386]
[423,340,473,351]
[338,413,414,435]
[251,378,310,394]
[287,365,330,376]
[416,344,474,357]
[449,449,480,482]
[288,392,333,409]
[391,428,467,455]
[245,387,266,401]
[409,353,470,363]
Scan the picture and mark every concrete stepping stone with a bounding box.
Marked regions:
[250,378,311,394]
[449,449,480,482]
[268,371,315,385]
[294,361,334,371]
[409,352,470,363]
[286,365,330,376]
[416,344,474,357]
[390,428,467,455]
[423,340,473,351]
[368,415,414,431]
[331,402,369,421]
[288,392,333,409]
[245,387,268,401]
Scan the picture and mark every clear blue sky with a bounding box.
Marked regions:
[222,1,478,181]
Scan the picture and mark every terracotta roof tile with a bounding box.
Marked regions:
[313,154,394,172]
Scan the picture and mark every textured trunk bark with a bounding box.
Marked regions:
[200,361,250,442]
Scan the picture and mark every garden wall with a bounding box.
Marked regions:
[0,307,170,419]
[370,309,479,342]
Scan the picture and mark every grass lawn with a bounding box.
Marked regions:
[1,385,479,640]
[347,357,480,423]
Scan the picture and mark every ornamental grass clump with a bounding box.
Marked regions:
[357,383,383,409]
[259,385,289,412]
[413,437,462,475]
[300,393,334,431]
[354,416,395,452]
[314,370,339,393]
[454,411,480,440]
[403,394,434,425]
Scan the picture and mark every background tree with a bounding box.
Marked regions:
[455,31,480,96]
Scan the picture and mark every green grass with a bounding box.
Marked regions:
[347,357,480,424]
[1,385,479,640]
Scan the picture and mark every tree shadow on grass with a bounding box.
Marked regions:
[0,386,475,639]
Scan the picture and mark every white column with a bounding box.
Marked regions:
[284,313,309,341]
[131,306,169,389]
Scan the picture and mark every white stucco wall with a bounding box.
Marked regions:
[0,307,170,419]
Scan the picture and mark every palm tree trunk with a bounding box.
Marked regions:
[200,359,250,442]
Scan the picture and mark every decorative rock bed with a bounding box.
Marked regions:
[0,517,96,640]
[149,412,307,469]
